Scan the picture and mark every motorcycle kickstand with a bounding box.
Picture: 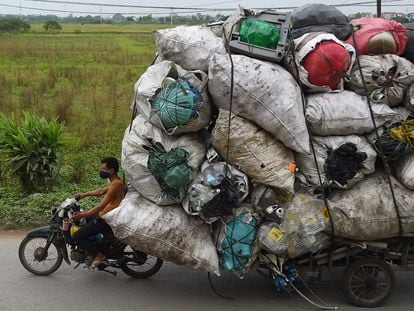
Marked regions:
[98,267,117,277]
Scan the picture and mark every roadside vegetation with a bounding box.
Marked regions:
[0,23,162,228]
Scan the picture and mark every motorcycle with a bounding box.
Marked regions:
[18,197,163,278]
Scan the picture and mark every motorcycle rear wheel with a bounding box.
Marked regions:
[120,245,163,279]
[18,236,63,276]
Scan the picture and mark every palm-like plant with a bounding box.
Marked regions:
[0,113,64,193]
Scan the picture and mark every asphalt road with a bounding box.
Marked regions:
[1,231,413,311]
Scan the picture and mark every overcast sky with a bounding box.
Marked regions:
[1,0,414,17]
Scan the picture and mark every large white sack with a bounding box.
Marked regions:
[328,172,414,240]
[133,60,212,135]
[211,110,295,195]
[347,54,414,107]
[122,115,205,205]
[154,26,227,71]
[296,135,377,189]
[306,91,396,136]
[393,153,414,190]
[103,192,220,275]
[208,54,310,154]
[403,83,414,112]
[286,32,355,93]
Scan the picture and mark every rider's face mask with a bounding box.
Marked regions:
[99,169,112,179]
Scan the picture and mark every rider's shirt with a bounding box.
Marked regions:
[99,179,124,217]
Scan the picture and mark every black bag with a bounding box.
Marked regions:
[325,142,368,186]
[200,176,240,220]
[291,3,352,41]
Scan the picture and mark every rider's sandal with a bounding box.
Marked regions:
[90,256,106,268]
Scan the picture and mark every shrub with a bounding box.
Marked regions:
[43,21,62,32]
[0,18,30,33]
[0,113,64,193]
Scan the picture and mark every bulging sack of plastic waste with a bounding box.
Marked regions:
[257,193,330,258]
[346,18,407,56]
[133,61,212,135]
[208,54,310,154]
[296,135,377,189]
[328,172,414,240]
[182,161,249,222]
[393,153,414,190]
[290,3,352,41]
[122,115,205,205]
[103,191,220,275]
[211,110,296,195]
[370,119,414,161]
[347,54,414,107]
[404,83,414,112]
[286,32,355,92]
[306,90,396,136]
[215,205,258,277]
[154,25,227,71]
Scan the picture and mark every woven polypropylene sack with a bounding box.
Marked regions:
[133,61,212,135]
[211,110,295,195]
[285,32,355,93]
[154,26,227,71]
[328,171,414,240]
[208,54,310,154]
[122,115,205,205]
[347,54,414,107]
[393,153,414,190]
[103,191,220,275]
[295,135,377,189]
[404,83,414,112]
[306,90,396,136]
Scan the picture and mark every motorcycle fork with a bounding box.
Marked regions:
[39,231,56,261]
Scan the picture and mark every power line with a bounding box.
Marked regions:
[24,0,405,10]
[0,3,218,15]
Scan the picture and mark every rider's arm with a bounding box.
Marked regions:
[79,184,119,219]
[78,186,108,199]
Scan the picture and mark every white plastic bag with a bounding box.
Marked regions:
[154,25,227,71]
[103,192,220,275]
[133,61,212,135]
[211,110,296,194]
[393,153,414,190]
[296,135,377,189]
[347,54,414,107]
[328,172,414,240]
[306,90,396,136]
[122,115,205,205]
[208,55,310,154]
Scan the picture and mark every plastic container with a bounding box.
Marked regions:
[229,10,291,63]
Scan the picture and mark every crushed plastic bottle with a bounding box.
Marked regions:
[189,184,219,211]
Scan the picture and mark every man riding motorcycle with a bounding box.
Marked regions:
[71,156,124,268]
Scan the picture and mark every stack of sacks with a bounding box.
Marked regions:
[104,3,414,278]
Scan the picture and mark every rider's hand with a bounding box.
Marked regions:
[75,193,85,201]
[71,213,83,222]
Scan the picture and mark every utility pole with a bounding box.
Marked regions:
[100,6,103,24]
[19,0,22,19]
[170,8,173,25]
[377,0,381,18]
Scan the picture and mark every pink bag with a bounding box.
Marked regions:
[346,18,407,56]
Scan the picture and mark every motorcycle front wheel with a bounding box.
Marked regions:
[18,236,63,276]
[120,245,163,279]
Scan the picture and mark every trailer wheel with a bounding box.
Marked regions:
[342,258,394,308]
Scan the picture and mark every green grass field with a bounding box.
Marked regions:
[0,23,168,228]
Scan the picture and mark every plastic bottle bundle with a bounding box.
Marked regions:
[257,222,287,255]
[188,184,220,212]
